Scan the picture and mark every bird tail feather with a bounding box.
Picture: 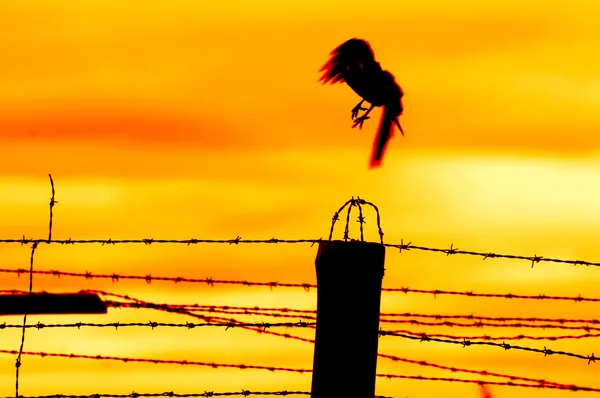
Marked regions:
[369,106,395,168]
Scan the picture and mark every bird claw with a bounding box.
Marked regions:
[351,105,368,120]
[352,115,370,130]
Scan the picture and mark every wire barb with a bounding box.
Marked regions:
[48,174,57,243]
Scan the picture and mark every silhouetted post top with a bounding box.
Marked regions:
[0,292,107,316]
[310,239,385,398]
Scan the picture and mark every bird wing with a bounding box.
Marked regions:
[318,38,377,86]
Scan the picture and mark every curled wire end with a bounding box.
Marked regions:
[327,196,384,244]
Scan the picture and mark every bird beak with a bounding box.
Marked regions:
[394,118,404,136]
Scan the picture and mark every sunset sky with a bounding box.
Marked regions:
[2,1,600,397]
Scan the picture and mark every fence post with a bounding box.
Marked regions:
[310,214,385,397]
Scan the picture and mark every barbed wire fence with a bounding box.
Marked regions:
[1,176,599,398]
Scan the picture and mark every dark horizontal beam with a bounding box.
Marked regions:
[0,293,107,316]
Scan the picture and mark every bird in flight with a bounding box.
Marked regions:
[319,38,404,168]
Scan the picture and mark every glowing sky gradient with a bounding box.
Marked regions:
[1,1,600,397]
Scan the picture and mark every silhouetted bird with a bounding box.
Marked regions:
[319,38,404,168]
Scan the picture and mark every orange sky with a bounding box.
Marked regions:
[1,1,600,397]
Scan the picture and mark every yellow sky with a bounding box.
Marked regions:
[1,1,600,397]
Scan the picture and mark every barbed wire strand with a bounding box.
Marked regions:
[14,174,56,398]
[380,312,600,325]
[128,304,313,315]
[107,302,316,320]
[105,303,600,326]
[1,350,598,393]
[375,352,595,391]
[380,287,600,302]
[378,319,600,331]
[111,301,600,331]
[0,321,316,330]
[6,306,600,333]
[0,238,320,245]
[15,176,53,397]
[0,270,313,292]
[3,269,600,303]
[106,302,600,332]
[2,349,311,373]
[6,321,600,342]
[1,235,599,269]
[373,374,600,393]
[380,329,600,342]
[0,391,392,398]
[106,301,600,332]
[15,242,38,398]
[104,301,600,329]
[191,312,600,331]
[4,373,600,395]
[3,392,314,398]
[380,330,597,364]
